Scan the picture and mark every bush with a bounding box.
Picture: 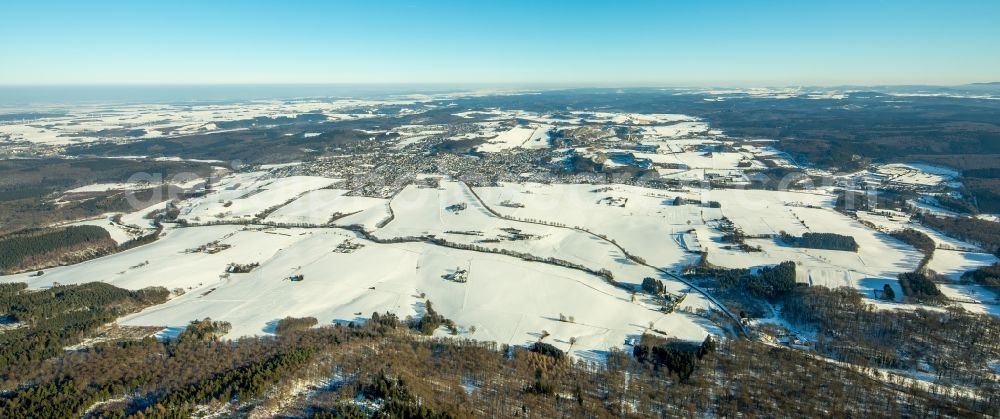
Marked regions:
[641,277,664,295]
[177,318,232,342]
[881,283,896,301]
[274,316,318,336]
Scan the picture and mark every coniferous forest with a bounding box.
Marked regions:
[780,232,860,252]
[0,226,116,274]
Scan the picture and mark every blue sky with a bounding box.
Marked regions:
[1,0,998,86]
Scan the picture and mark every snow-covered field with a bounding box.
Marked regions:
[4,158,998,361]
[877,163,958,187]
[476,126,538,152]
[178,173,337,223]
[265,189,388,226]
[3,173,739,357]
[473,182,704,271]
[640,122,711,138]
[474,182,940,301]
[928,250,998,280]
[1,220,715,359]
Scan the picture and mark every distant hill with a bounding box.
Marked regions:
[969,81,1000,86]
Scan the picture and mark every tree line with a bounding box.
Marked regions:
[962,263,1000,294]
[890,228,935,271]
[918,213,1000,255]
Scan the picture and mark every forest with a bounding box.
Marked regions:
[935,195,980,215]
[962,263,1000,293]
[0,221,165,275]
[743,261,797,301]
[780,232,859,252]
[0,282,168,370]
[918,213,1000,254]
[781,286,999,388]
[632,334,716,382]
[1,297,995,418]
[688,261,797,302]
[0,157,214,235]
[0,225,116,274]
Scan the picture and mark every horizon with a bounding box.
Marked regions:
[3,81,998,87]
[2,0,999,86]
[2,82,997,107]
